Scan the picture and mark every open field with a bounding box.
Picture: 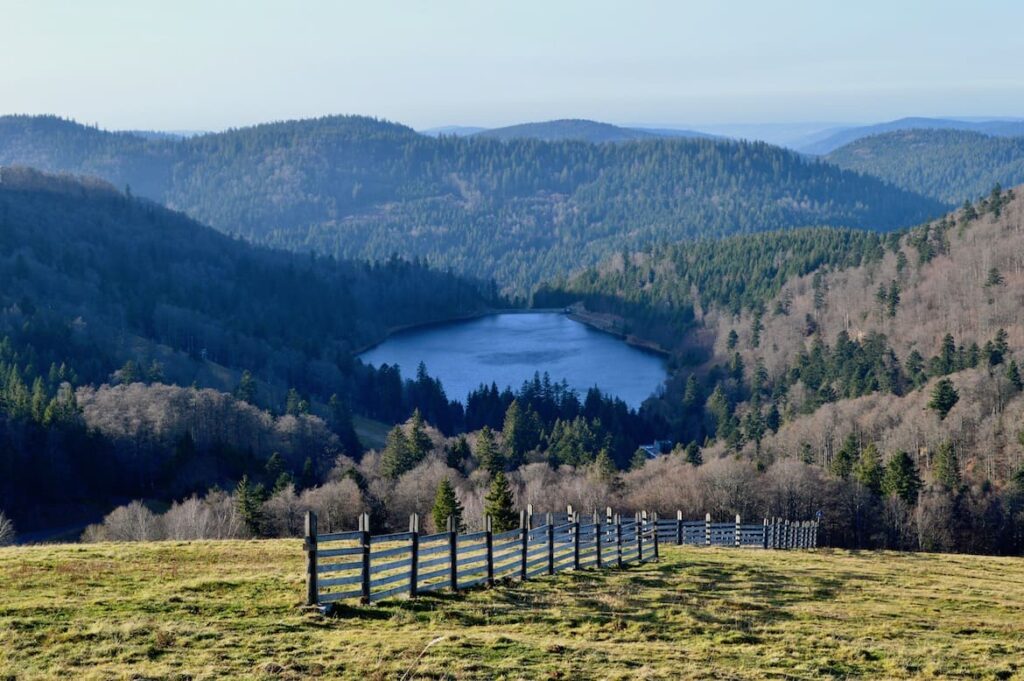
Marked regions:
[1,542,1022,680]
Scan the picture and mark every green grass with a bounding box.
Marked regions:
[1,542,1023,680]
[353,415,391,450]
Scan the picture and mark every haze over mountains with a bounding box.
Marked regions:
[0,114,943,294]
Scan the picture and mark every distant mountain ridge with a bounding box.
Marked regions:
[800,116,1024,155]
[0,113,945,293]
[826,128,1024,203]
[472,118,714,143]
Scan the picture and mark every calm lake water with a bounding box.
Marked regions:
[359,312,667,408]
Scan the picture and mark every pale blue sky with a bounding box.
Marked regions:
[3,0,1023,131]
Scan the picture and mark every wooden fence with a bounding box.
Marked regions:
[304,506,819,609]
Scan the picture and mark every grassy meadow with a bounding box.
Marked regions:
[1,541,1022,680]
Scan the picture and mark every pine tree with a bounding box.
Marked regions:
[408,409,433,462]
[328,394,362,457]
[592,448,618,482]
[236,475,268,536]
[484,471,517,532]
[630,448,648,470]
[264,452,285,486]
[446,435,471,470]
[726,329,739,350]
[933,440,961,490]
[881,451,923,505]
[985,266,1005,288]
[381,425,415,479]
[928,378,959,420]
[474,426,503,474]
[501,400,539,468]
[299,457,315,490]
[830,433,858,479]
[853,443,883,495]
[235,370,257,404]
[1007,361,1022,391]
[285,388,308,416]
[684,441,703,466]
[432,478,464,532]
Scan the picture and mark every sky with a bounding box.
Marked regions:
[3,0,1024,132]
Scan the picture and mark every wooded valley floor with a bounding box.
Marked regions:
[1,542,1021,679]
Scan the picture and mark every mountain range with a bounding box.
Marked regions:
[0,114,944,294]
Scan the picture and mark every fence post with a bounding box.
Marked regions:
[615,513,623,568]
[676,510,683,545]
[485,515,494,587]
[573,509,581,569]
[637,511,644,562]
[652,511,659,561]
[784,520,791,549]
[360,512,371,604]
[304,511,318,606]
[735,514,741,548]
[762,518,768,549]
[594,510,602,569]
[705,512,711,546]
[447,515,458,592]
[409,513,419,598]
[546,512,555,575]
[520,510,529,580]
[814,520,820,548]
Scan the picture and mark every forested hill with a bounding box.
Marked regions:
[0,166,499,397]
[826,129,1024,204]
[800,116,1024,155]
[472,118,711,142]
[0,114,944,293]
[540,186,1024,539]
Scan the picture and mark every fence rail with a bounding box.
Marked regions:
[305,506,818,610]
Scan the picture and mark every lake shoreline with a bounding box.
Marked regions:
[352,307,566,356]
[565,305,672,357]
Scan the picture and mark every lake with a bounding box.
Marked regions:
[358,312,667,408]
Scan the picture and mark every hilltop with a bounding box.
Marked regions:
[826,128,1024,203]
[1,541,1021,679]
[473,118,712,143]
[0,114,944,293]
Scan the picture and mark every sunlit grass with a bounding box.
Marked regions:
[1,541,1022,679]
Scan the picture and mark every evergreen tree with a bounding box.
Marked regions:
[474,426,503,474]
[328,394,363,457]
[264,452,285,486]
[446,434,471,470]
[928,378,959,420]
[854,443,883,495]
[592,448,618,481]
[234,372,256,403]
[236,475,268,536]
[380,426,416,479]
[299,457,315,490]
[726,329,739,350]
[881,451,923,505]
[484,471,517,532]
[630,448,648,470]
[408,409,433,461]
[501,399,540,468]
[285,388,308,416]
[684,441,703,466]
[1007,361,1022,391]
[985,266,1005,288]
[830,433,859,480]
[933,440,961,490]
[682,375,702,408]
[432,478,464,532]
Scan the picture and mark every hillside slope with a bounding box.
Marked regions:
[542,186,1024,501]
[2,541,1022,679]
[0,114,945,293]
[826,129,1024,203]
